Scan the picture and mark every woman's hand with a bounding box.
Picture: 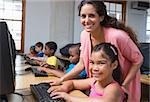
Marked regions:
[50,92,71,102]
[121,84,129,95]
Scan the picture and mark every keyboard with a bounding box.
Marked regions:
[25,59,39,66]
[30,83,65,102]
[31,68,48,77]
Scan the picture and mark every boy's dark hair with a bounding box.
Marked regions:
[30,45,37,54]
[45,41,57,54]
[35,42,44,50]
[69,43,81,55]
[60,43,81,58]
[60,43,74,58]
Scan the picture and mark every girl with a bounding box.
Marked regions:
[48,43,127,102]
[49,1,143,101]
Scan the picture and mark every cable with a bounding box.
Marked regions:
[10,92,24,102]
[12,87,32,102]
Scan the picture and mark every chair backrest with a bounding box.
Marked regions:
[0,22,16,95]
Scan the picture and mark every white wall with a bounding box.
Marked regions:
[126,1,147,42]
[25,0,74,53]
[24,0,148,53]
[25,0,50,53]
[73,0,83,43]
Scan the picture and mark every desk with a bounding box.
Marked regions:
[13,55,87,102]
[140,74,150,85]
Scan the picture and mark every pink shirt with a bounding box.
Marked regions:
[80,27,143,102]
[89,80,126,102]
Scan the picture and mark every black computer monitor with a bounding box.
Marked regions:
[140,43,150,73]
[0,22,16,96]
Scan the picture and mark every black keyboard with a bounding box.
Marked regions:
[25,59,39,66]
[30,83,65,102]
[31,68,48,77]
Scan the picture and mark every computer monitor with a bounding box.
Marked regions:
[140,43,150,73]
[0,22,16,95]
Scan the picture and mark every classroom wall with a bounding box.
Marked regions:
[126,1,147,42]
[24,0,50,53]
[24,0,74,53]
[24,0,148,53]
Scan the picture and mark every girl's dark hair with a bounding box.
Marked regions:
[78,0,139,47]
[92,43,122,85]
[45,41,57,54]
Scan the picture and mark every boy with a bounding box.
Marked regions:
[35,42,44,57]
[39,41,58,69]
[39,43,87,78]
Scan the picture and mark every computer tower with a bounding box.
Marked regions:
[0,22,16,95]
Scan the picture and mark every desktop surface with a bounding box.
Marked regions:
[14,55,87,102]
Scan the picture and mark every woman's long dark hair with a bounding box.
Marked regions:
[92,43,123,85]
[78,0,139,47]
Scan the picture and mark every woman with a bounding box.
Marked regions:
[49,0,143,102]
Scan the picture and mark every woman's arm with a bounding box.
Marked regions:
[45,68,65,77]
[49,58,85,85]
[121,38,143,88]
[122,63,143,88]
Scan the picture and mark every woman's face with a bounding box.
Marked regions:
[89,50,113,82]
[80,4,102,33]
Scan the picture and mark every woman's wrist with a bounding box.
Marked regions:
[60,77,64,83]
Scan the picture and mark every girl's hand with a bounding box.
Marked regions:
[50,92,71,102]
[47,84,67,93]
[47,86,62,93]
[49,78,62,86]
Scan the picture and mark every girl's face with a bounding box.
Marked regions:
[44,45,51,56]
[80,4,102,33]
[89,50,114,82]
[69,47,79,64]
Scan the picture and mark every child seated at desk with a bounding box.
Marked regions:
[48,43,127,102]
[35,42,44,57]
[26,45,37,57]
[39,43,87,78]
[37,41,58,69]
[27,42,46,62]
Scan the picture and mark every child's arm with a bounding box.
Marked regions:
[42,68,65,77]
[48,78,93,93]
[50,81,122,102]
